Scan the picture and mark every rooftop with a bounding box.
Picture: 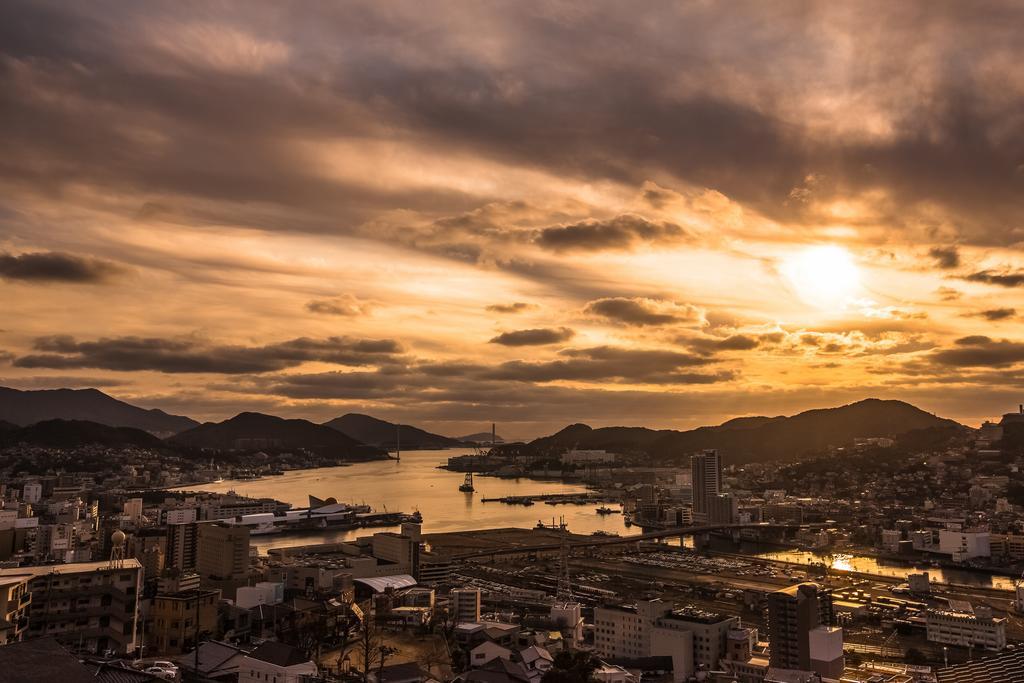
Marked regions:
[662,605,731,625]
[0,558,142,579]
[937,649,1024,683]
[0,637,96,683]
[245,640,313,668]
[354,574,417,593]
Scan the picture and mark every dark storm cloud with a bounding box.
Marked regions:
[0,251,123,283]
[13,334,402,374]
[928,246,960,269]
[968,308,1016,321]
[489,327,575,347]
[963,270,1024,288]
[486,302,537,314]
[584,297,702,326]
[534,215,689,252]
[930,336,1024,367]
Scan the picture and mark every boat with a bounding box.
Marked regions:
[592,530,620,537]
[596,506,620,515]
[459,473,475,492]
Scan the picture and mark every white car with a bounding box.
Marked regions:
[144,664,179,681]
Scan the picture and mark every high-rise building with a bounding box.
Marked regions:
[707,493,737,524]
[767,583,843,678]
[166,522,199,572]
[450,588,481,624]
[690,449,721,520]
[197,522,250,600]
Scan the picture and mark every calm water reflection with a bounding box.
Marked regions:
[727,541,1015,591]
[173,449,631,552]
[175,453,1015,591]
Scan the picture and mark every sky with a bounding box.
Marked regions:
[2,1,1024,439]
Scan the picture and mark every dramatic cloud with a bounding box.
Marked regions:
[306,295,371,316]
[928,246,960,269]
[535,215,690,252]
[0,251,123,283]
[930,336,1024,367]
[14,335,402,374]
[584,298,705,326]
[686,334,761,355]
[1,2,1024,429]
[969,308,1016,321]
[963,270,1024,288]
[486,302,537,314]
[490,327,575,347]
[484,345,724,384]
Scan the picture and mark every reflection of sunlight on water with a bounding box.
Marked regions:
[831,554,853,571]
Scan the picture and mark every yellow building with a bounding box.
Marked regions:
[148,588,221,655]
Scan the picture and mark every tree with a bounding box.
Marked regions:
[541,651,600,683]
[354,612,400,683]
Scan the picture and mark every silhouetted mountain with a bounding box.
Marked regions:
[0,419,166,449]
[170,412,387,459]
[530,399,962,464]
[323,413,464,449]
[458,431,506,445]
[0,387,198,436]
[0,420,16,431]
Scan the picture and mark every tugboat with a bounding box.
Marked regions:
[596,506,620,515]
[459,473,475,493]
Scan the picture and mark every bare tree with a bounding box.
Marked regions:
[355,614,398,683]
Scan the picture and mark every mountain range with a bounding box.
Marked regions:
[0,387,197,436]
[169,412,386,459]
[526,399,963,464]
[323,413,465,449]
[0,419,167,449]
[0,386,968,464]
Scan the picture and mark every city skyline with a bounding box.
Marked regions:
[3,2,1024,438]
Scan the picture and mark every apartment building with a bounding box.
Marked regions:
[594,600,739,682]
[0,575,31,644]
[148,588,221,655]
[926,606,1006,650]
[767,583,843,679]
[197,522,250,599]
[0,558,142,654]
[451,588,482,624]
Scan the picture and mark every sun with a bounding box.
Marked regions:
[781,245,860,311]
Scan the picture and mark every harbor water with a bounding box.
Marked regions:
[174,449,631,552]
[175,449,1016,590]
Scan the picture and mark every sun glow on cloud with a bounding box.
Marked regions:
[781,245,861,312]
